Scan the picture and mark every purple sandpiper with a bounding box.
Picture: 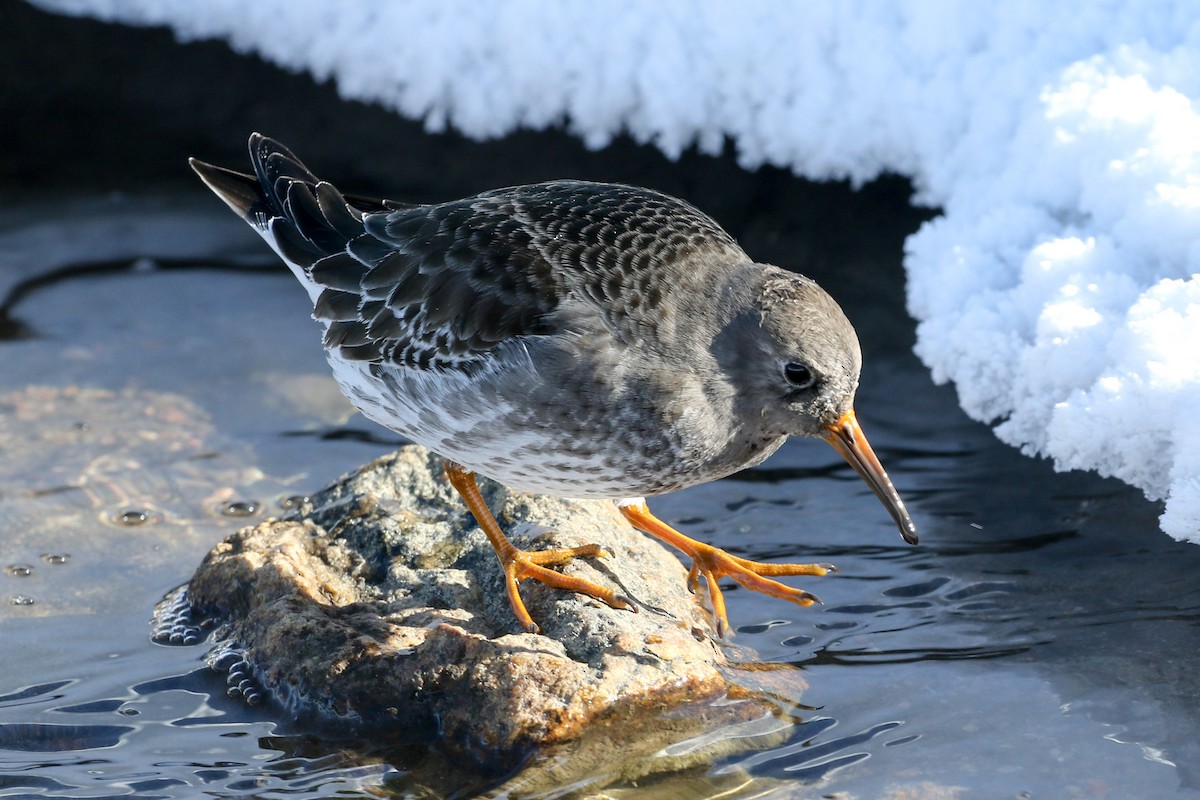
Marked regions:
[190,134,917,636]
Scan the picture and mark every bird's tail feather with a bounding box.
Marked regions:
[192,135,380,301]
[191,133,424,306]
[191,135,334,268]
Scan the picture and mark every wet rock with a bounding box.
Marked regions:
[187,445,793,768]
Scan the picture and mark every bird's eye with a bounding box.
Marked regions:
[783,362,816,389]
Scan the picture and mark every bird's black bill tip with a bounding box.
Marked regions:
[822,410,918,546]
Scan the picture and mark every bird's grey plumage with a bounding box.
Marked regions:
[190,134,866,499]
[192,134,919,639]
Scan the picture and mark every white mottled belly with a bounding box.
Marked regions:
[326,349,655,499]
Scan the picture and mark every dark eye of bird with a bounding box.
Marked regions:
[783,362,816,389]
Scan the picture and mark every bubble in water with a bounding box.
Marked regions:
[279,494,310,511]
[116,509,152,526]
[211,651,240,672]
[221,500,259,518]
[41,553,69,565]
[6,564,32,577]
[150,586,207,646]
[10,595,35,606]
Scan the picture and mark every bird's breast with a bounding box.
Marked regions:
[324,336,782,500]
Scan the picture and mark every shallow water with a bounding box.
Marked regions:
[2,193,1198,798]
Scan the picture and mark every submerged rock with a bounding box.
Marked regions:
[185,445,795,769]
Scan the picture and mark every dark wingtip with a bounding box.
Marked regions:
[189,156,265,221]
[247,132,321,186]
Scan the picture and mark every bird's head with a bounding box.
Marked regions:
[718,267,918,544]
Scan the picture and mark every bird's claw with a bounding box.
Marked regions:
[618,499,834,638]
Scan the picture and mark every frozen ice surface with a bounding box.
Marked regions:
[29,1,1200,541]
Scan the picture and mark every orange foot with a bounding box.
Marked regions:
[445,460,634,634]
[618,499,834,637]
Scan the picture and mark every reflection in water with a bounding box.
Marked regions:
[720,718,904,781]
[0,722,133,752]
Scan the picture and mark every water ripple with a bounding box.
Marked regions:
[0,722,132,752]
[717,718,906,782]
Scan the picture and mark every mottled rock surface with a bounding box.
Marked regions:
[187,445,786,767]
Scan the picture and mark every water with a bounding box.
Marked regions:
[1,193,1198,798]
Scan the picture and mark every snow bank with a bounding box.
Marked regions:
[30,0,1200,541]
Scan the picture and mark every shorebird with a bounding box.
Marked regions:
[191,134,917,636]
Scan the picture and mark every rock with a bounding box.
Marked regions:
[185,445,799,772]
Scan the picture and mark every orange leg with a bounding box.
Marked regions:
[444,460,633,634]
[618,499,834,637]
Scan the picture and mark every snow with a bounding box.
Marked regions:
[29,0,1200,542]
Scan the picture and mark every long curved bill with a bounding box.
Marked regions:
[823,410,918,545]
